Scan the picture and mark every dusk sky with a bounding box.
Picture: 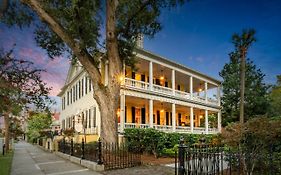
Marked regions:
[0,0,281,110]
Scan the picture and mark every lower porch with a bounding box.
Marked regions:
[117,96,221,134]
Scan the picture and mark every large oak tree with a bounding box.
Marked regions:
[1,0,186,143]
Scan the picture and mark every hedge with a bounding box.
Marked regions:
[124,128,220,157]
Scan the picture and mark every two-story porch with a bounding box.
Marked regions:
[118,95,221,134]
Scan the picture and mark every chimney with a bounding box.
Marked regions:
[136,33,144,48]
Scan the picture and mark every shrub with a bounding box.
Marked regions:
[124,128,220,158]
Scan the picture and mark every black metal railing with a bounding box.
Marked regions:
[175,139,281,175]
[58,138,141,170]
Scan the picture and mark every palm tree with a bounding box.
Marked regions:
[231,29,256,124]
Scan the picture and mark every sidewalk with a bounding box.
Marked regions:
[11,141,101,175]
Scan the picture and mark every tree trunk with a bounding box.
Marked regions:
[240,50,246,124]
[4,113,10,152]
[23,0,122,143]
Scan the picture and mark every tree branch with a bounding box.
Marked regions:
[21,0,102,86]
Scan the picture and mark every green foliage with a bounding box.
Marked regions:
[269,75,281,117]
[222,117,281,174]
[0,47,53,114]
[27,112,52,142]
[1,0,186,67]
[124,128,219,157]
[219,56,270,125]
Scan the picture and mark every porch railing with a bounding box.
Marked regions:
[153,125,173,132]
[124,78,219,105]
[119,123,218,134]
[175,90,190,99]
[125,78,149,90]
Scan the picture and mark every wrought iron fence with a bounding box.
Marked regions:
[102,142,141,170]
[58,138,141,170]
[175,140,281,175]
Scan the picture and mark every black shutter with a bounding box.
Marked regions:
[165,81,168,87]
[141,74,145,82]
[177,85,181,90]
[141,108,146,124]
[157,110,160,125]
[156,79,160,85]
[132,107,135,123]
[170,112,172,125]
[178,113,182,125]
[132,72,136,79]
[125,106,127,123]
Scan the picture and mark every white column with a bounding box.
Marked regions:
[149,61,153,91]
[190,107,194,133]
[105,60,109,86]
[217,111,222,132]
[172,69,175,95]
[190,76,193,99]
[205,109,208,134]
[149,99,153,128]
[217,85,221,106]
[172,103,176,132]
[205,82,208,103]
[120,90,125,133]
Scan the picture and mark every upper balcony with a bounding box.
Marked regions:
[121,57,221,107]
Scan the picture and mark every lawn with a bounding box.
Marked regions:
[0,151,14,175]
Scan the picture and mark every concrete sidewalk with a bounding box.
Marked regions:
[11,141,101,175]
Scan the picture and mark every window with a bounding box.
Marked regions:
[70,88,72,104]
[67,91,69,105]
[81,78,84,97]
[93,107,96,127]
[89,79,92,92]
[62,119,65,130]
[76,83,78,100]
[88,109,91,128]
[61,98,64,110]
[78,81,81,99]
[85,110,88,128]
[73,86,76,102]
[85,77,88,94]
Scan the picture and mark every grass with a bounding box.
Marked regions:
[0,151,14,175]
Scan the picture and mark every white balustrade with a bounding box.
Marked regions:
[208,98,219,105]
[193,127,206,134]
[123,123,149,129]
[153,125,173,132]
[175,90,190,99]
[176,126,191,133]
[125,78,149,90]
[124,78,220,106]
[152,84,173,95]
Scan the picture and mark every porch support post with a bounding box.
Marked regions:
[105,60,109,86]
[218,111,222,132]
[172,69,175,95]
[120,90,125,133]
[172,103,176,132]
[205,109,208,134]
[149,61,153,91]
[190,107,194,133]
[217,85,221,106]
[205,82,208,103]
[190,76,193,99]
[149,99,153,128]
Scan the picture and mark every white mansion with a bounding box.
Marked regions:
[58,48,222,140]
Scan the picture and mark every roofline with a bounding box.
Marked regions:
[58,48,221,97]
[135,48,221,85]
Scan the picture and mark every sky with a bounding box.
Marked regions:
[0,0,281,111]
